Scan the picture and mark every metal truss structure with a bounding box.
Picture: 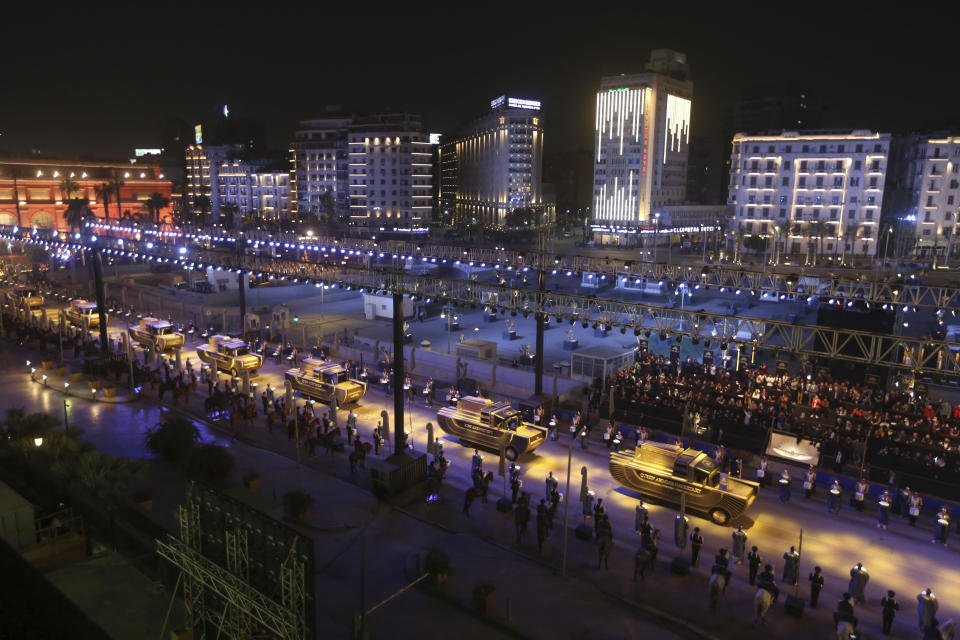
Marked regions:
[4,225,959,375]
[70,223,960,311]
[156,481,308,640]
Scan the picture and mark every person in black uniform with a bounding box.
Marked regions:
[809,566,825,608]
[690,527,704,567]
[880,589,899,635]
[834,592,858,632]
[713,548,731,583]
[747,546,762,585]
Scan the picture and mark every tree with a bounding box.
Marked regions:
[185,444,235,485]
[108,173,125,222]
[734,226,746,263]
[63,198,93,231]
[219,202,239,229]
[8,166,24,227]
[144,417,199,463]
[59,176,80,200]
[743,234,768,254]
[94,183,113,223]
[808,221,828,265]
[194,194,211,225]
[842,221,858,265]
[142,192,170,225]
[505,207,536,228]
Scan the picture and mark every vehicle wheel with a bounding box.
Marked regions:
[505,446,519,461]
[154,343,161,353]
[709,508,730,526]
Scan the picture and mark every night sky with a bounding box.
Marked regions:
[2,9,958,159]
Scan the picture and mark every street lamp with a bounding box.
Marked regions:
[33,437,43,448]
[561,425,587,577]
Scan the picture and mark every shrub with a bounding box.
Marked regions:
[424,548,451,577]
[282,490,314,520]
[145,418,200,463]
[185,444,235,485]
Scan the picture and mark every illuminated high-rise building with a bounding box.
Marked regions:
[440,96,550,226]
[909,136,960,258]
[347,113,433,225]
[591,49,693,226]
[290,113,352,220]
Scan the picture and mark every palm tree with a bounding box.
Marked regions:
[194,195,211,225]
[841,221,857,265]
[59,176,80,201]
[63,198,92,231]
[8,166,24,227]
[734,226,746,263]
[94,183,113,223]
[142,192,171,225]
[108,173,125,222]
[220,202,238,227]
[808,221,828,265]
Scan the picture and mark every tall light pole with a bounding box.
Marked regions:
[653,213,660,263]
[561,425,587,578]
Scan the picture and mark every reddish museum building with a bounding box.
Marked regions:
[0,158,174,230]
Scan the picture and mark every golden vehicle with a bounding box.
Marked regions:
[7,284,44,311]
[64,299,105,329]
[436,396,547,461]
[284,361,367,405]
[196,335,263,376]
[609,441,759,525]
[128,317,185,352]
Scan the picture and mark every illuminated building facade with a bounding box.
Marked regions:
[347,114,433,224]
[185,144,243,217]
[290,115,352,220]
[910,137,960,258]
[592,49,693,226]
[728,130,891,259]
[440,96,549,226]
[216,158,290,222]
[0,158,172,230]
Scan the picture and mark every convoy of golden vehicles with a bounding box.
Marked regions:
[436,396,548,461]
[128,317,185,352]
[196,334,263,376]
[284,359,367,405]
[609,441,759,525]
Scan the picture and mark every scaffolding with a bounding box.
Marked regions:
[159,482,310,640]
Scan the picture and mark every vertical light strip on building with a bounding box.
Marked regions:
[594,88,647,221]
[663,94,691,163]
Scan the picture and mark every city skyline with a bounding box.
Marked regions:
[3,10,959,160]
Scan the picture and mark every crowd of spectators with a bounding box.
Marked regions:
[606,352,960,494]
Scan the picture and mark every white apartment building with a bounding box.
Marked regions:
[290,115,351,219]
[728,130,891,260]
[216,158,290,221]
[592,49,693,226]
[440,96,549,225]
[185,144,242,216]
[347,114,433,223]
[911,137,960,257]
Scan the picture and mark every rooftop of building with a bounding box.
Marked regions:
[733,129,890,141]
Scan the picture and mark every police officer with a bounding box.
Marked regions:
[827,479,842,514]
[782,545,800,586]
[747,546,762,585]
[731,524,747,565]
[848,562,869,604]
[878,489,891,529]
[809,566,825,608]
[778,468,792,502]
[548,414,559,441]
[933,506,950,546]
[690,526,704,567]
[835,592,858,631]
[510,470,522,504]
[881,590,899,635]
[803,465,817,498]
